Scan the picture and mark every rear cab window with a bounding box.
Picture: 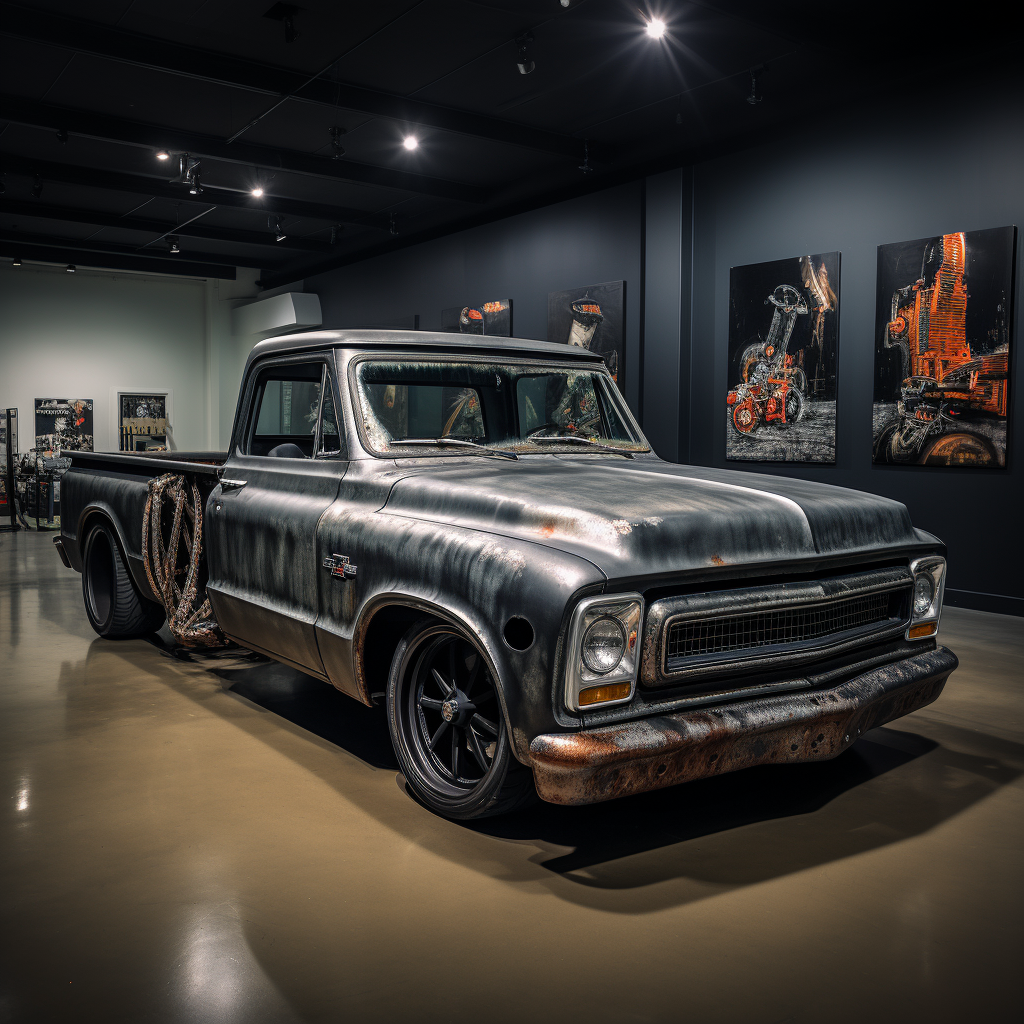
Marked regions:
[244,359,344,459]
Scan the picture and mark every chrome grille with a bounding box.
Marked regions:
[667,591,894,661]
[641,567,914,688]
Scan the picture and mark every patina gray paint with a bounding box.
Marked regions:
[59,332,955,800]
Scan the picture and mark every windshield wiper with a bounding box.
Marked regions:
[390,438,518,461]
[528,435,635,457]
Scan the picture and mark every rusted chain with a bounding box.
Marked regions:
[142,473,229,648]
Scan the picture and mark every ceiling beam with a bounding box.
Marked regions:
[0,198,332,252]
[0,241,236,280]
[0,2,583,158]
[0,229,276,270]
[0,94,491,204]
[0,154,390,228]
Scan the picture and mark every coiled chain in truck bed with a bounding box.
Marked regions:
[142,473,228,648]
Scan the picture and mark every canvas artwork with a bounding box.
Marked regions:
[547,281,624,390]
[726,252,840,463]
[34,398,93,455]
[440,300,511,336]
[119,393,168,452]
[872,227,1015,468]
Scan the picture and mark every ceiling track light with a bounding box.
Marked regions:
[251,186,264,198]
[747,65,765,105]
[644,17,667,40]
[328,126,346,160]
[65,264,75,273]
[390,213,398,236]
[271,216,286,242]
[31,174,43,199]
[264,2,301,44]
[330,224,343,246]
[56,128,69,144]
[156,149,170,161]
[578,140,592,174]
[167,234,180,254]
[402,134,418,151]
[12,257,22,266]
[516,32,535,75]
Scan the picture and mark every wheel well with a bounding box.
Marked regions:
[357,605,436,704]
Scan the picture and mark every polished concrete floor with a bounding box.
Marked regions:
[1,530,1021,1024]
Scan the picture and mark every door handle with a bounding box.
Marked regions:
[220,479,247,493]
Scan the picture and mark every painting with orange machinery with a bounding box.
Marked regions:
[873,226,1015,468]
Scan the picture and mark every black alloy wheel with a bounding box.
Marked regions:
[82,522,166,639]
[387,619,536,819]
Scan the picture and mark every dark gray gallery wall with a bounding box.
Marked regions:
[689,71,1024,612]
[304,69,1022,613]
[305,184,645,420]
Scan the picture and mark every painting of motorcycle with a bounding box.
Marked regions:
[547,281,625,391]
[726,252,840,463]
[872,227,1015,468]
[440,299,512,336]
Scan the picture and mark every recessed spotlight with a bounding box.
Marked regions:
[402,135,418,151]
[251,186,264,197]
[156,150,170,160]
[645,17,666,39]
[65,264,76,273]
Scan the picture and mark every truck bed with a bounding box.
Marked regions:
[66,450,228,477]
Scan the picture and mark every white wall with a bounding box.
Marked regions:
[0,262,260,452]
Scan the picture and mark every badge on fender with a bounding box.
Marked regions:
[322,554,357,579]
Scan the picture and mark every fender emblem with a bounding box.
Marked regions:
[323,554,357,579]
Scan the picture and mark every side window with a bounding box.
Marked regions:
[317,383,342,457]
[245,360,343,458]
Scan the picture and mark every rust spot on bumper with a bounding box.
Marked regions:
[529,646,958,805]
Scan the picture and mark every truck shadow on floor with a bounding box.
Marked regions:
[147,638,1023,901]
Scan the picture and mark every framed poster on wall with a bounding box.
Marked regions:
[547,281,624,390]
[34,398,93,456]
[440,300,512,336]
[872,226,1015,468]
[108,387,173,453]
[726,252,841,463]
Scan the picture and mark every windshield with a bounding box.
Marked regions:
[353,358,648,456]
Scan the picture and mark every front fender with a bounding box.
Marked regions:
[314,509,606,762]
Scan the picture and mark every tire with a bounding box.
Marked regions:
[920,431,998,467]
[387,618,537,819]
[82,522,166,639]
[731,402,759,435]
[778,386,804,428]
[789,367,808,393]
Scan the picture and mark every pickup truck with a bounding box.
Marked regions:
[55,330,957,819]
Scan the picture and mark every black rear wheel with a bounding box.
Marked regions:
[387,619,536,819]
[83,522,166,639]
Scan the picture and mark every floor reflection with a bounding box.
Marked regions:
[144,637,1023,897]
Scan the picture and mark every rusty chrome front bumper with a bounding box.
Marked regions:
[529,646,957,805]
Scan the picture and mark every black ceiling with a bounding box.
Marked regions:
[0,1,1007,287]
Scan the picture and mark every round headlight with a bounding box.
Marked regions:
[581,617,626,674]
[913,574,934,615]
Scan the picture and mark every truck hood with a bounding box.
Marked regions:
[381,456,924,579]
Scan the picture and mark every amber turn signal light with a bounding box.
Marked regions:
[578,682,632,707]
[908,622,937,639]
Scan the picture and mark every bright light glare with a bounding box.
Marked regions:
[645,17,666,39]
[251,187,264,197]
[402,136,418,151]
[155,150,170,160]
